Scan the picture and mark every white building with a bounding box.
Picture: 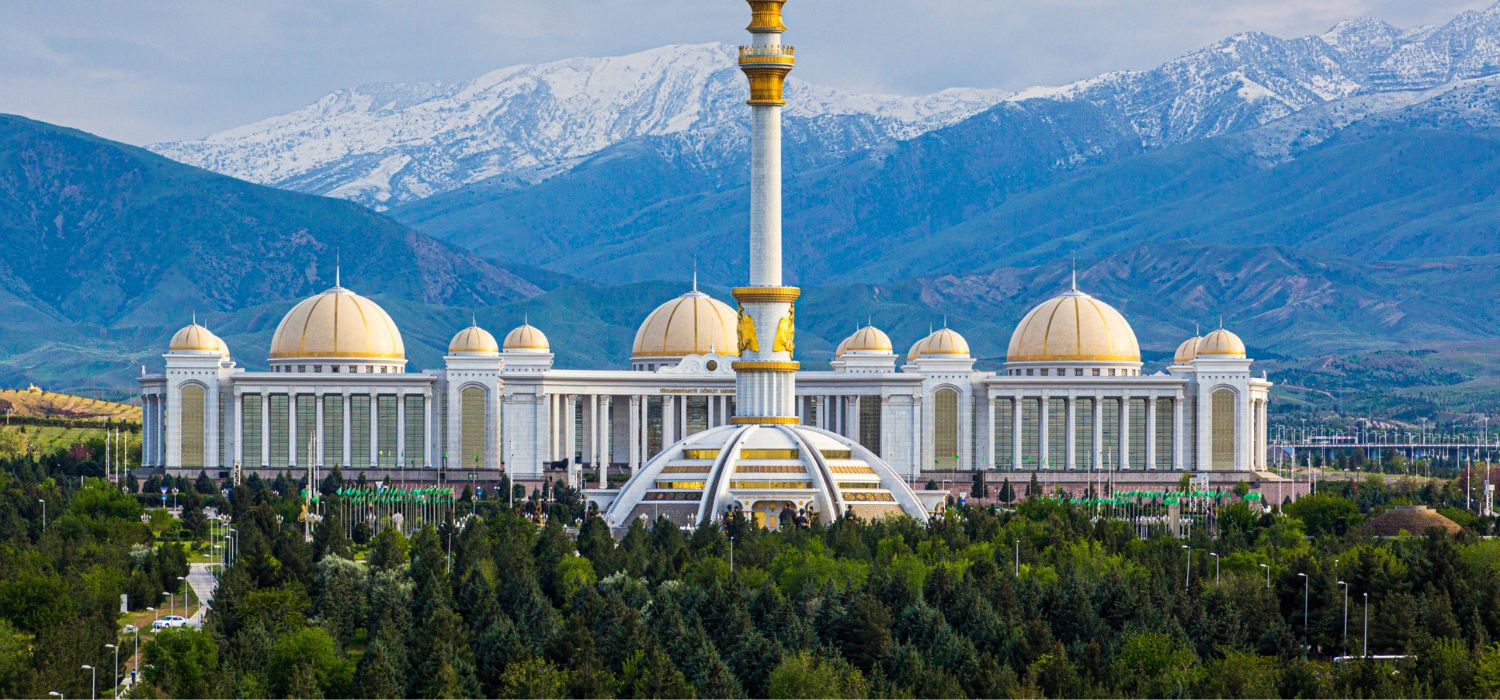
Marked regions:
[138,0,1276,523]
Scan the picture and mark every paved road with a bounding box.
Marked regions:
[185,563,216,628]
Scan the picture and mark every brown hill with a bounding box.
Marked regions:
[0,385,140,423]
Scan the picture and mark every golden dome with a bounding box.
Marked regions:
[838,325,893,356]
[268,286,405,360]
[922,328,970,357]
[503,323,550,353]
[1173,336,1201,364]
[168,323,228,357]
[1198,327,1246,358]
[835,335,851,356]
[1007,289,1140,363]
[449,324,500,355]
[631,290,738,359]
[908,327,970,361]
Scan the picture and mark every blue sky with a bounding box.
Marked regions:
[1,0,1491,144]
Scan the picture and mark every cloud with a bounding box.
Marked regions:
[0,0,1492,144]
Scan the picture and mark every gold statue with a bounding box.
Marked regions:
[773,304,795,354]
[737,304,759,353]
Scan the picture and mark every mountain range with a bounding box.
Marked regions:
[6,3,1500,419]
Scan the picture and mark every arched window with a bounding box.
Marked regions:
[461,387,488,471]
[933,388,959,470]
[1212,389,1236,471]
[180,384,206,467]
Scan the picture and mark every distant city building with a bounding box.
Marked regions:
[138,0,1277,526]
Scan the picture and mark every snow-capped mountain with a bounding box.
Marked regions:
[150,43,1006,208]
[1019,3,1500,148]
[151,2,1500,210]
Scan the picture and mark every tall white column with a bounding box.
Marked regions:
[628,396,641,475]
[315,392,324,468]
[233,392,243,470]
[1038,394,1050,470]
[1145,396,1157,471]
[985,396,996,471]
[288,391,298,468]
[1173,395,1184,471]
[368,391,378,468]
[396,392,406,468]
[1011,396,1023,472]
[342,392,351,469]
[260,393,270,468]
[1092,395,1104,472]
[423,393,432,469]
[1065,397,1076,471]
[1119,396,1131,471]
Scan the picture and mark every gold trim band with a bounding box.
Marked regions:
[732,286,801,303]
[731,361,799,371]
[269,351,407,360]
[732,416,801,425]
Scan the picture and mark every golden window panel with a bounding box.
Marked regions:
[830,465,876,474]
[645,491,701,501]
[844,492,895,502]
[682,449,720,460]
[655,481,707,490]
[740,448,799,459]
[460,387,488,470]
[729,480,812,489]
[180,384,206,466]
[1212,389,1236,471]
[819,449,853,460]
[734,463,806,474]
[660,465,712,475]
[836,482,883,490]
[934,388,959,470]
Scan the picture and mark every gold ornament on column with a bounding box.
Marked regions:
[737,305,760,353]
[773,304,796,353]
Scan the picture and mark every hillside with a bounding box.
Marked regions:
[0,386,140,422]
[0,114,543,391]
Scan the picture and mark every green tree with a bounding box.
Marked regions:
[1111,631,1201,698]
[145,628,221,698]
[268,627,353,698]
[767,650,867,699]
[499,656,569,698]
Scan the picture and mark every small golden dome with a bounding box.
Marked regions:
[1198,327,1246,358]
[922,328,970,357]
[503,323,550,353]
[449,324,500,355]
[1007,289,1139,363]
[632,290,738,359]
[838,325,893,356]
[169,323,228,357]
[1173,336,1201,364]
[835,336,851,356]
[269,286,405,360]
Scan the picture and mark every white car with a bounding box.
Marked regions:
[151,616,188,631]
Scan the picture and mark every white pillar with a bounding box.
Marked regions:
[1171,396,1183,470]
[1065,397,1076,471]
[1145,395,1157,471]
[629,396,641,474]
[368,392,378,468]
[985,396,996,471]
[260,393,270,468]
[315,392,324,468]
[288,391,298,468]
[1092,395,1104,472]
[1011,396,1023,472]
[1119,395,1131,471]
[342,393,352,469]
[233,392,243,470]
[1038,394,1050,470]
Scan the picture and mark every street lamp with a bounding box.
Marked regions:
[38,499,46,530]
[176,576,186,616]
[1337,581,1349,656]
[163,592,172,619]
[1363,592,1370,658]
[82,665,95,700]
[1259,563,1270,589]
[126,624,139,687]
[1297,572,1309,654]
[105,644,117,699]
[1015,539,1020,577]
[1210,552,1220,585]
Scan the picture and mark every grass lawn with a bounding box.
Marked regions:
[2,424,103,453]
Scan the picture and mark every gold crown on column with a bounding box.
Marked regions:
[739,1,794,106]
[746,0,787,33]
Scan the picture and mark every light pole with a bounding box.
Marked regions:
[1210,552,1220,585]
[1337,581,1349,656]
[728,535,735,573]
[82,664,95,700]
[146,607,156,626]
[176,576,186,616]
[1298,572,1309,655]
[38,499,46,530]
[1260,563,1270,589]
[1362,592,1370,658]
[1182,545,1190,591]
[1015,539,1020,576]
[163,592,172,619]
[106,644,117,699]
[128,624,139,686]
